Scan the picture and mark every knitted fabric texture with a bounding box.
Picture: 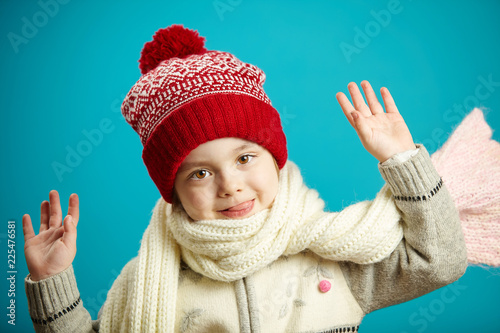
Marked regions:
[431,108,500,266]
[98,161,403,332]
[122,50,273,146]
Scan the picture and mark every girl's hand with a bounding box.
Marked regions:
[336,80,415,163]
[22,190,79,281]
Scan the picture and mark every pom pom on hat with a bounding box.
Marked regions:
[139,25,207,74]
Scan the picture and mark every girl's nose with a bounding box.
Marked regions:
[217,170,243,197]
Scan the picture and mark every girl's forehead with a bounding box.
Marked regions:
[179,138,262,168]
[190,138,260,156]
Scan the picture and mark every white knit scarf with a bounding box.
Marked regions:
[99,161,403,332]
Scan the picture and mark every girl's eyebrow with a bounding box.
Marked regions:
[178,142,259,173]
[232,142,258,153]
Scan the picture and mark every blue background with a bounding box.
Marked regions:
[1,0,500,332]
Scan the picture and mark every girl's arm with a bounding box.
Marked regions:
[335,82,467,313]
[339,145,467,313]
[24,266,100,332]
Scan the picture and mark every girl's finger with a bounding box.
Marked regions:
[347,82,371,117]
[351,111,372,144]
[361,81,384,114]
[380,87,400,114]
[336,92,356,128]
[40,200,50,233]
[22,214,36,242]
[48,190,63,229]
[67,193,79,227]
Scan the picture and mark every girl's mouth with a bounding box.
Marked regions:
[218,199,255,218]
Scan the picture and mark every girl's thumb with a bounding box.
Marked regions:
[62,215,77,244]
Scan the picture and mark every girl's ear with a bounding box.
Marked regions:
[274,158,280,177]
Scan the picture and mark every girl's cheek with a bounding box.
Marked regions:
[257,161,279,186]
[189,188,212,209]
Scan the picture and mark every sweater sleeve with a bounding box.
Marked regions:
[25,265,100,333]
[338,144,468,314]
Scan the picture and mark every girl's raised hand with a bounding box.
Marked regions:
[336,81,415,162]
[22,190,79,281]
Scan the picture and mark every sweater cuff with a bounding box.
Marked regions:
[24,265,81,326]
[378,144,442,199]
[380,148,420,166]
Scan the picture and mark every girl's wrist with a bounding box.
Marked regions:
[29,273,49,282]
[377,143,417,163]
[29,269,67,282]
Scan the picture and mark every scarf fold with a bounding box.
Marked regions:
[169,161,403,282]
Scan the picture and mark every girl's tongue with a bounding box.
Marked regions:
[220,200,255,218]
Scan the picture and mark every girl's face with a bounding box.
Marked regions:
[174,137,280,221]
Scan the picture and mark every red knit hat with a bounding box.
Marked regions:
[122,25,287,203]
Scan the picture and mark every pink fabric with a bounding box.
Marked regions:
[431,108,500,266]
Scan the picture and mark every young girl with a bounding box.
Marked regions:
[23,25,467,332]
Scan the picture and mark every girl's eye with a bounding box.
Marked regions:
[191,170,210,179]
[237,154,253,164]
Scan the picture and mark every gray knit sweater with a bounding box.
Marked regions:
[24,146,467,332]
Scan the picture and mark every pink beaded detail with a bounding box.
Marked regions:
[319,280,331,293]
